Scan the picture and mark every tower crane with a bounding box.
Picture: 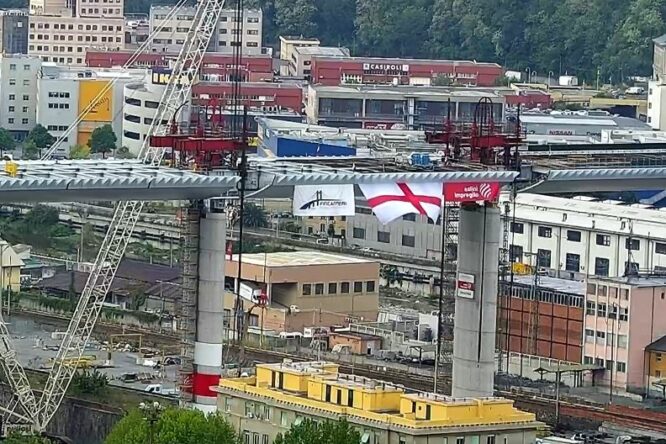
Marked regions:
[0,0,228,431]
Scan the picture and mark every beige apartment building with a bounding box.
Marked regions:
[224,251,380,334]
[149,6,262,54]
[29,0,125,66]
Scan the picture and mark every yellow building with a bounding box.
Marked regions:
[301,215,348,238]
[214,361,540,444]
[646,336,666,383]
[0,241,24,293]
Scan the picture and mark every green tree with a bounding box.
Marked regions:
[274,419,360,444]
[104,408,237,444]
[242,203,269,228]
[69,369,109,395]
[2,433,51,444]
[274,0,317,37]
[88,124,117,158]
[26,124,56,150]
[69,144,91,160]
[0,127,16,153]
[22,140,40,160]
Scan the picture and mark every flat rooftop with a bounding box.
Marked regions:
[590,275,666,288]
[310,84,502,99]
[230,251,375,268]
[294,46,349,57]
[312,55,501,68]
[510,275,585,296]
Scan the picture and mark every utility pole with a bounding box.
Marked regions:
[434,198,447,394]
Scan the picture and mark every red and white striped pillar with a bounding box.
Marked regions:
[193,210,226,413]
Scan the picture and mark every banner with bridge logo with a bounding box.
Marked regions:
[293,184,355,217]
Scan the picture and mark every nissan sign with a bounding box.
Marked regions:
[363,63,410,73]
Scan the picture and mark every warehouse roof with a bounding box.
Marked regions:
[229,251,374,268]
[647,335,666,353]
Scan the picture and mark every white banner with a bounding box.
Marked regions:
[293,184,356,216]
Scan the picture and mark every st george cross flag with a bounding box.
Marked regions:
[359,182,443,225]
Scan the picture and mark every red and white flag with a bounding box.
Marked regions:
[359,182,443,225]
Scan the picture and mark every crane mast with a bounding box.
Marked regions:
[0,0,227,431]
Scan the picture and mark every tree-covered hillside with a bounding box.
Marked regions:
[4,0,664,83]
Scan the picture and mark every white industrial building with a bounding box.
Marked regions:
[348,193,666,279]
[149,6,263,54]
[122,80,166,155]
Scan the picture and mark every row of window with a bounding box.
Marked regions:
[46,125,68,132]
[586,283,630,299]
[353,228,416,246]
[6,118,29,125]
[31,23,123,32]
[7,79,30,86]
[583,356,627,373]
[302,280,376,296]
[510,244,639,276]
[7,106,30,113]
[31,35,122,44]
[511,223,666,254]
[80,7,121,14]
[47,103,70,109]
[8,94,30,101]
[153,14,260,23]
[39,56,83,65]
[584,329,628,348]
[502,283,584,308]
[585,301,629,320]
[8,64,31,71]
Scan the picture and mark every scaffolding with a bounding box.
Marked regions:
[440,204,459,342]
[177,202,201,402]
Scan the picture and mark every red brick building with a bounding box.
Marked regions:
[85,50,274,82]
[497,277,584,363]
[504,89,552,109]
[192,82,303,112]
[310,56,503,87]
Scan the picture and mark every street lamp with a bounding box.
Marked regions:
[139,401,163,444]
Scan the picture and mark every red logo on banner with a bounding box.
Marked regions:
[444,182,500,202]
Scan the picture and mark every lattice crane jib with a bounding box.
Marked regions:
[28,0,229,430]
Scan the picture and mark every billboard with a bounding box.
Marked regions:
[293,185,355,217]
[151,67,197,86]
[78,80,113,122]
[444,182,501,203]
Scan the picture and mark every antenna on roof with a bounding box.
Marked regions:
[624,219,638,277]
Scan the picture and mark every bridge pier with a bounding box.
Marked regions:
[452,203,500,398]
[192,209,226,413]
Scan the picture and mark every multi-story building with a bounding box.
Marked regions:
[305,84,504,129]
[279,36,320,76]
[289,46,349,79]
[648,34,666,130]
[149,6,262,54]
[0,55,41,141]
[37,64,147,155]
[0,10,29,54]
[350,193,666,276]
[86,50,274,82]
[310,56,503,87]
[223,252,380,333]
[301,216,347,238]
[28,0,125,66]
[214,361,540,444]
[583,275,666,395]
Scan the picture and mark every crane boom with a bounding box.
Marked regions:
[35,0,228,429]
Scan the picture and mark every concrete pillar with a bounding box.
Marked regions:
[193,210,226,413]
[452,203,500,398]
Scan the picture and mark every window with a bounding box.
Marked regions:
[619,307,628,321]
[353,281,363,293]
[315,283,324,295]
[596,330,606,341]
[595,357,604,367]
[302,284,311,296]
[595,257,610,276]
[567,230,581,242]
[610,287,618,298]
[597,303,607,317]
[605,359,614,371]
[608,305,618,319]
[402,235,415,247]
[328,283,337,294]
[510,244,523,263]
[510,222,524,233]
[243,431,250,444]
[280,412,289,427]
[616,362,626,373]
[366,281,376,292]
[585,329,594,343]
[658,370,663,378]
[145,100,159,109]
[22,79,30,86]
[8,94,14,101]
[537,249,551,268]
[8,106,14,113]
[618,334,628,348]
[584,356,593,365]
[352,227,365,239]
[626,238,640,250]
[586,301,596,316]
[587,283,597,294]
[456,438,465,444]
[657,353,663,362]
[22,94,29,101]
[596,234,611,246]
[341,282,350,293]
[487,437,496,444]
[566,253,580,272]
[402,213,416,221]
[377,230,390,243]
[537,226,552,238]
[244,402,254,417]
[657,242,666,255]
[262,435,269,444]
[21,118,28,125]
[621,288,629,300]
